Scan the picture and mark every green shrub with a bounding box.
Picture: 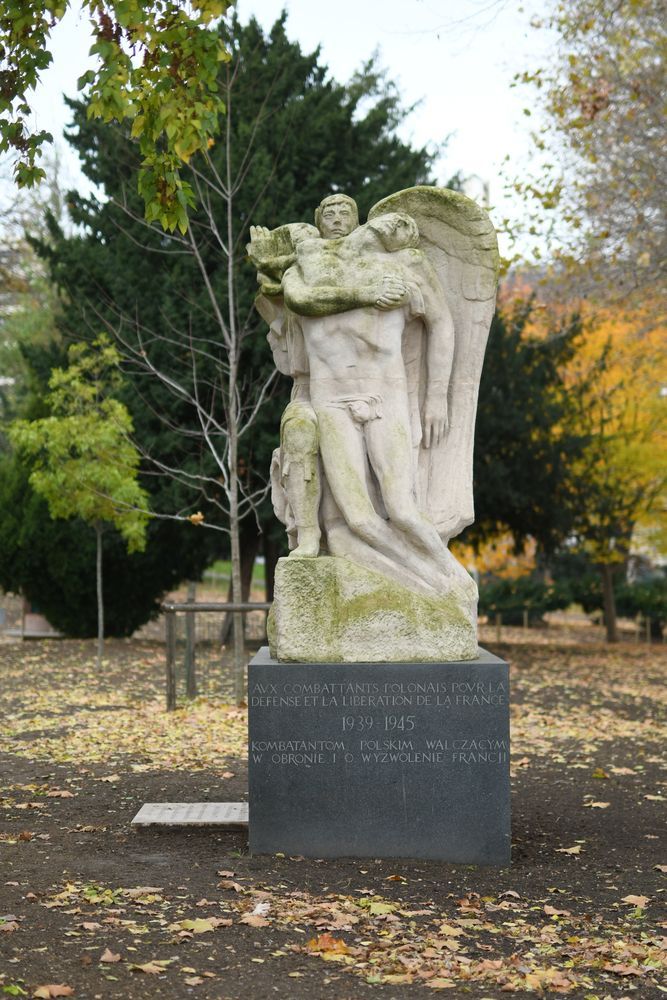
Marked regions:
[478,575,572,626]
[0,455,213,637]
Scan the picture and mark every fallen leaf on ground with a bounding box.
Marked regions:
[217,879,244,892]
[584,801,610,808]
[307,933,349,954]
[33,988,74,999]
[240,913,270,927]
[438,923,465,937]
[592,768,609,779]
[169,917,219,934]
[45,790,75,798]
[129,962,164,974]
[555,845,582,855]
[100,948,121,963]
[622,894,649,907]
[604,963,645,976]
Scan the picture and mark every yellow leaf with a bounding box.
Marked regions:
[130,962,164,974]
[368,901,394,915]
[438,923,465,937]
[555,845,582,854]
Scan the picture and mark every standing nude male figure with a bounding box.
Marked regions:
[279,208,457,591]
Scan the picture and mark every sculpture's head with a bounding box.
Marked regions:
[367,212,419,252]
[315,194,359,239]
[287,222,320,245]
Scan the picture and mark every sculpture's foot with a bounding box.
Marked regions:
[289,528,321,558]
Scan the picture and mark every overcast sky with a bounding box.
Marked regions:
[24,0,553,255]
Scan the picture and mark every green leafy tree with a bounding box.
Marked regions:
[0,0,231,230]
[10,337,149,665]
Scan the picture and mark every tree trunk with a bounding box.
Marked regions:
[225,72,246,706]
[600,563,619,643]
[221,519,259,642]
[95,521,104,668]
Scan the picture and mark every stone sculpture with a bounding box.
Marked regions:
[248,187,499,662]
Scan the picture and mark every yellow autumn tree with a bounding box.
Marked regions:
[562,303,666,640]
[453,534,537,582]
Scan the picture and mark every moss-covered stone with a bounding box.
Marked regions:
[271,556,477,663]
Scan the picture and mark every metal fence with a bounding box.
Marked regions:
[162,601,271,710]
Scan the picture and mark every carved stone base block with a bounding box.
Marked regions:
[268,555,478,663]
[248,647,510,864]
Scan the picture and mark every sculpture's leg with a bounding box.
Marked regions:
[365,404,453,576]
[316,407,448,588]
[280,403,321,557]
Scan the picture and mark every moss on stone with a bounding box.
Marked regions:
[271,555,477,663]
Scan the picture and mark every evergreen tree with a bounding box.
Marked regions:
[464,298,589,555]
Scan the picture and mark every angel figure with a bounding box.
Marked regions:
[247,187,498,602]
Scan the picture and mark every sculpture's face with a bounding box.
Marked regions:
[318,198,357,239]
[369,213,419,251]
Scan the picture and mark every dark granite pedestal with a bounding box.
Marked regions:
[248,647,510,865]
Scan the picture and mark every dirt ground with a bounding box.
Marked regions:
[0,630,665,1000]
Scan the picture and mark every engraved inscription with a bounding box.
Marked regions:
[249,674,509,769]
[249,679,507,710]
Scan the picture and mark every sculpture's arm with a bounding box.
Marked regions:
[282,266,409,318]
[418,259,455,449]
[252,252,297,282]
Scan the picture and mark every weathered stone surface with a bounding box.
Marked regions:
[269,555,478,663]
[249,187,499,622]
[248,647,510,863]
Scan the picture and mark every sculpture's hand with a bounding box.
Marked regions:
[374,274,409,310]
[247,226,273,267]
[422,393,448,448]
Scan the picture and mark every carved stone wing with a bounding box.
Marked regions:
[368,186,499,542]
